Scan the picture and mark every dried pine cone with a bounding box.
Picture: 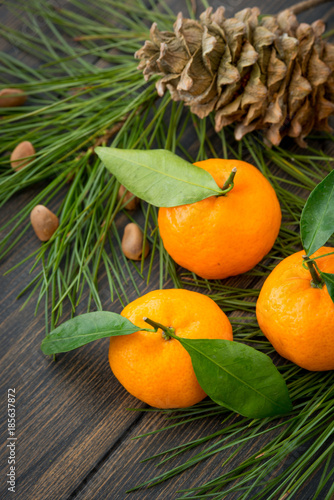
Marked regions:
[135,7,334,147]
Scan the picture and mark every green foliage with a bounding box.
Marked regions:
[96,147,223,206]
[1,0,334,498]
[41,311,139,354]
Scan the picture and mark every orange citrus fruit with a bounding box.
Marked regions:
[109,289,233,408]
[158,158,281,280]
[256,247,334,371]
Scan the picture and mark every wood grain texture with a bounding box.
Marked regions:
[1,0,334,499]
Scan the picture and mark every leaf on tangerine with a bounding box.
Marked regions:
[95,147,223,207]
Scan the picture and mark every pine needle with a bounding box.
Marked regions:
[1,1,334,498]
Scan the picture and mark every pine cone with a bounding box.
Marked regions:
[135,7,334,147]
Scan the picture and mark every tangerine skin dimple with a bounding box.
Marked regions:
[158,158,282,280]
[256,247,334,371]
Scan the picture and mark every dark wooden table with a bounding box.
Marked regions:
[1,1,333,499]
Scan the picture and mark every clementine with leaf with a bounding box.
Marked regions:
[158,158,281,279]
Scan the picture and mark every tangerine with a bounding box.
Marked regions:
[158,158,281,279]
[256,247,334,371]
[109,289,233,408]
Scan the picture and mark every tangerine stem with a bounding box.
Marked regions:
[143,317,175,340]
[302,255,323,288]
[221,167,237,195]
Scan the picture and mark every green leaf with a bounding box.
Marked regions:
[177,338,292,419]
[95,147,223,207]
[41,312,139,355]
[300,170,334,256]
[320,272,334,303]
